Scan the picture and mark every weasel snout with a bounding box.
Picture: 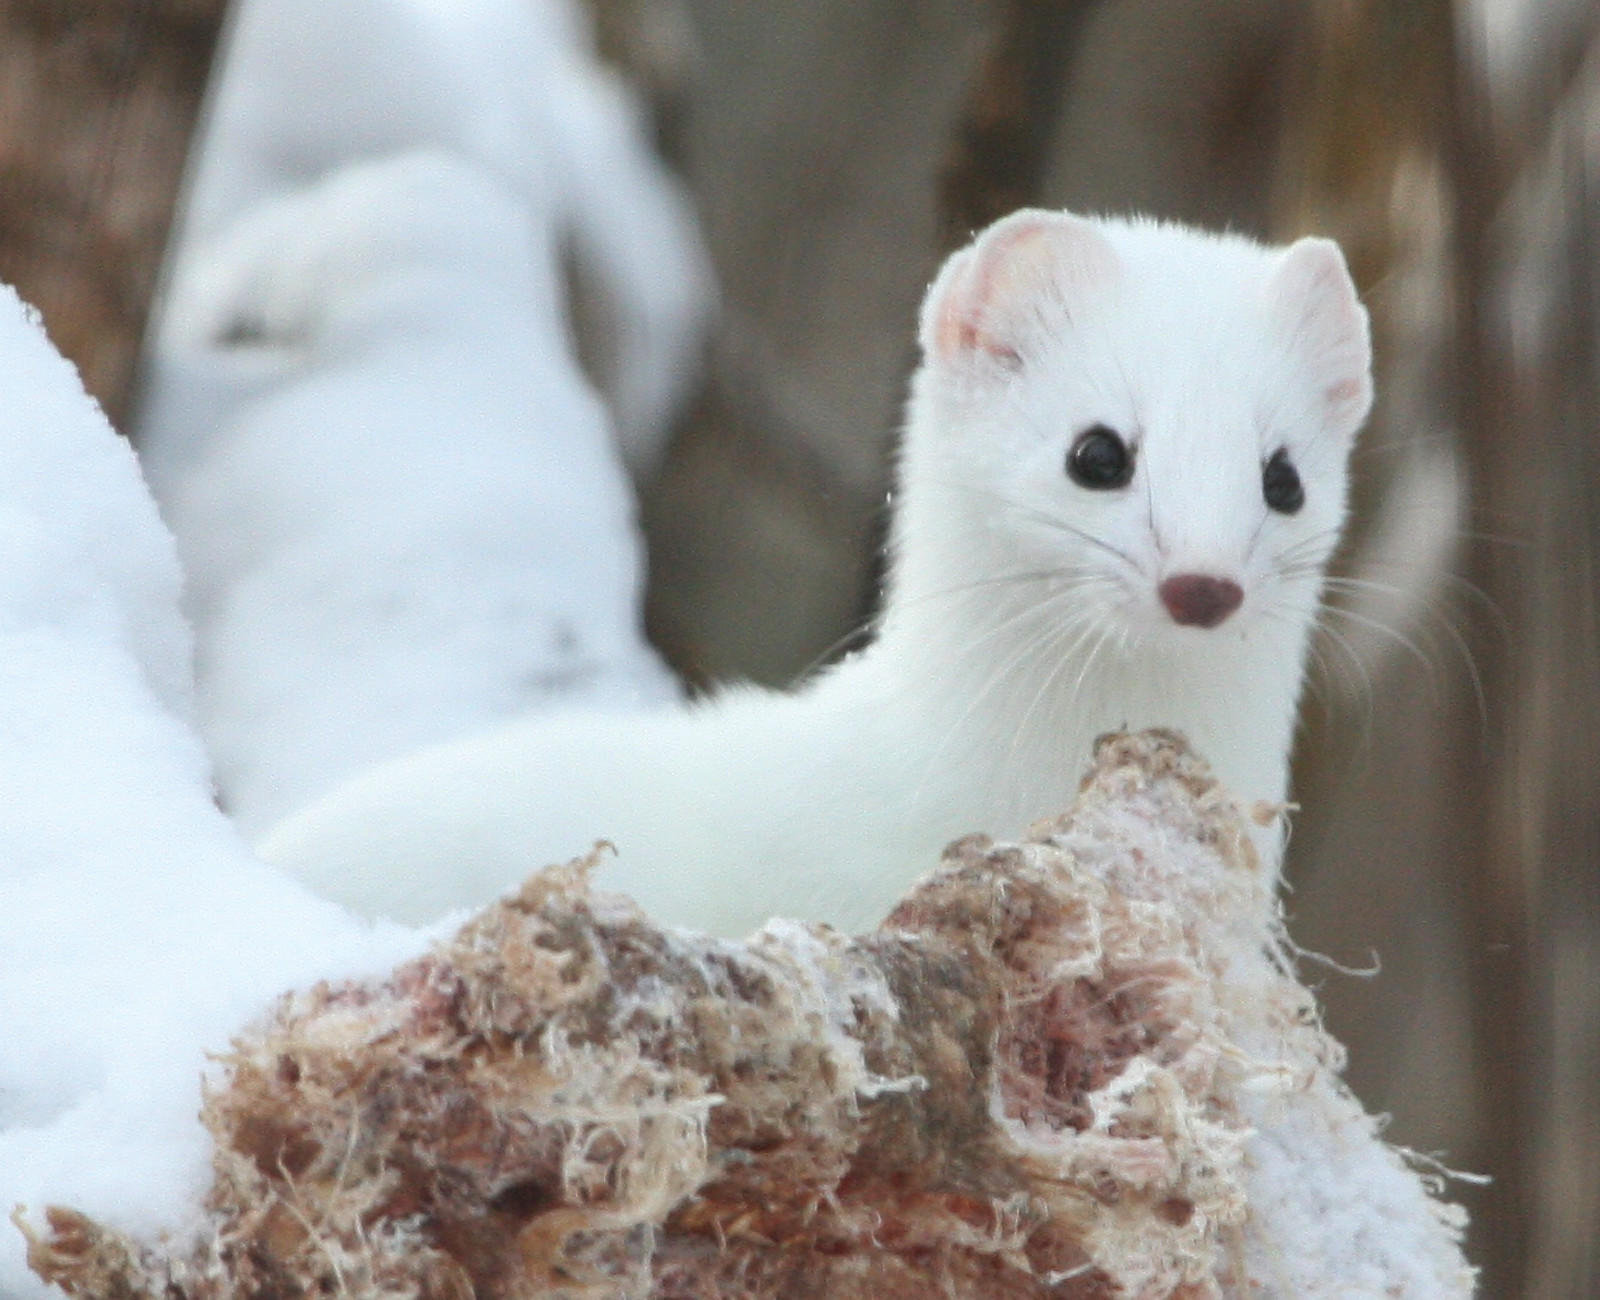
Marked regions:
[1158,574,1244,629]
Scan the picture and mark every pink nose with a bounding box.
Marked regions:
[1159,574,1244,629]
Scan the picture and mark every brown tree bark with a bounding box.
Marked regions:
[936,0,1097,251]
[0,0,227,428]
[1444,13,1600,1295]
[1265,0,1481,1227]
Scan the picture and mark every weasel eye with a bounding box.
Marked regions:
[1067,424,1134,490]
[1263,447,1305,514]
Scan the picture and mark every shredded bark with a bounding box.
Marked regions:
[16,730,1473,1299]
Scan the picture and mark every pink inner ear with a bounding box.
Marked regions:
[947,310,1022,366]
[932,260,1006,359]
[935,222,1061,365]
[1326,376,1365,405]
[922,210,1118,370]
[930,211,1118,368]
[1273,236,1372,422]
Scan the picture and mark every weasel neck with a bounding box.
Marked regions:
[859,567,1312,835]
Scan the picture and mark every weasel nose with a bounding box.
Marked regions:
[1159,574,1244,629]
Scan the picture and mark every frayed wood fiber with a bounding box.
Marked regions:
[17,731,1474,1299]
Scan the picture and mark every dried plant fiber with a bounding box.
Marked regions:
[16,730,1473,1299]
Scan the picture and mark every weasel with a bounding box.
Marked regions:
[259,209,1372,937]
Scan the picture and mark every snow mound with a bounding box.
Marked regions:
[150,0,711,476]
[136,0,702,835]
[142,150,678,835]
[0,285,426,1300]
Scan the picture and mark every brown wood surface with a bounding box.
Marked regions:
[0,0,226,427]
[1445,11,1600,1295]
[936,0,1096,251]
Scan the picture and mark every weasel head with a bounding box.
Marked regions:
[893,209,1371,670]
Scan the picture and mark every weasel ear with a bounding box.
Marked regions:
[920,209,1118,368]
[1272,236,1373,433]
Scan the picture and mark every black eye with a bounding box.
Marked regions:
[1067,424,1134,490]
[1263,447,1304,514]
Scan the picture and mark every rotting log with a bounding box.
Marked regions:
[15,732,1474,1299]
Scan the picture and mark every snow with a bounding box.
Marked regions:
[3,2,708,1293]
[136,0,705,834]
[156,0,711,477]
[0,284,429,1300]
[142,149,679,835]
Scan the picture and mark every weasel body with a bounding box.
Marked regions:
[260,210,1372,936]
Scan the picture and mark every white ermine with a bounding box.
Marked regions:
[260,209,1373,937]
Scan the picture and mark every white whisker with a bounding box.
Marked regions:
[909,588,1092,800]
[1004,609,1107,775]
[1318,602,1441,689]
[921,477,1148,578]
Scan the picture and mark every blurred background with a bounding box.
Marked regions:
[0,0,1595,1295]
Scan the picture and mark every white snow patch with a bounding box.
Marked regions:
[142,150,679,834]
[136,0,704,836]
[0,284,427,1300]
[154,0,712,476]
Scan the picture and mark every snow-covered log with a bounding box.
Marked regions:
[17,731,1473,1300]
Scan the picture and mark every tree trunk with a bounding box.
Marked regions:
[936,0,1096,251]
[0,0,227,428]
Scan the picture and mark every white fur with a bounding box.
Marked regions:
[260,210,1372,937]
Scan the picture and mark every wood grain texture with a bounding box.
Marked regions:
[0,0,225,426]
